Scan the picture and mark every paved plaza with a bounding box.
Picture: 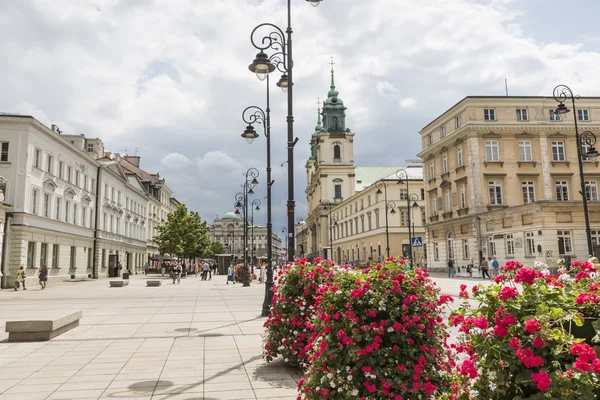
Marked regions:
[0,271,478,400]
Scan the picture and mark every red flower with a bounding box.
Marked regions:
[459,358,478,379]
[514,267,539,285]
[524,319,541,333]
[531,371,551,391]
[364,381,377,393]
[498,286,518,300]
[576,292,599,305]
[509,337,521,349]
[532,336,545,349]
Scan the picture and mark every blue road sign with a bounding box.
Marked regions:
[412,237,423,247]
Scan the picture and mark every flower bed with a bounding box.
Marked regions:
[263,258,337,366]
[298,259,455,399]
[450,260,600,398]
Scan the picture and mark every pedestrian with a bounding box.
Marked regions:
[491,257,500,278]
[202,262,209,281]
[144,262,149,276]
[447,258,455,278]
[38,265,48,290]
[161,262,166,277]
[208,263,212,280]
[173,264,182,284]
[227,264,235,284]
[15,266,26,291]
[481,258,490,280]
[212,263,217,276]
[195,262,199,277]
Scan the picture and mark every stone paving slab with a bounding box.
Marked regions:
[0,272,472,399]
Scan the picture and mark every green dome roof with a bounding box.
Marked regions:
[222,212,241,220]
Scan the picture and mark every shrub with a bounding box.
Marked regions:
[450,260,600,399]
[298,259,455,399]
[263,259,337,366]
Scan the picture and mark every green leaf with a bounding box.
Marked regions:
[574,313,585,327]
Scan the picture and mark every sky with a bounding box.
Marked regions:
[2,0,600,244]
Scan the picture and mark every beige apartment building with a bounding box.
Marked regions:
[418,96,600,271]
[302,68,426,264]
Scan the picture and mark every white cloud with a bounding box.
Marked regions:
[375,81,396,97]
[160,152,192,169]
[399,97,417,108]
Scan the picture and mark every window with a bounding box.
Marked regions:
[518,140,532,162]
[421,188,425,200]
[521,181,536,204]
[516,108,528,121]
[525,232,536,257]
[0,142,8,162]
[557,230,573,255]
[442,154,448,173]
[368,214,372,230]
[44,193,50,218]
[431,193,438,216]
[91,178,96,194]
[47,155,53,174]
[56,198,61,220]
[73,204,77,225]
[40,243,47,267]
[555,181,569,201]
[87,143,94,152]
[485,141,500,161]
[549,110,561,121]
[455,115,462,129]
[84,175,88,191]
[333,144,341,160]
[592,230,600,247]
[70,246,76,269]
[52,244,59,268]
[375,211,380,228]
[400,210,407,226]
[65,201,70,223]
[488,237,496,257]
[585,180,599,201]
[334,184,342,199]
[117,191,121,205]
[434,242,439,261]
[457,147,464,167]
[75,171,80,187]
[488,180,503,205]
[459,184,467,209]
[426,135,432,146]
[552,141,565,161]
[462,239,469,259]
[444,190,451,212]
[429,160,435,179]
[505,234,515,257]
[111,188,115,201]
[484,108,496,121]
[31,189,39,215]
[67,166,73,183]
[399,188,408,200]
[104,184,108,199]
[578,109,590,121]
[441,125,446,138]
[34,149,41,168]
[82,207,87,227]
[58,161,64,179]
[27,242,35,269]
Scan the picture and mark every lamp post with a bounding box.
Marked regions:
[296,217,305,258]
[250,199,261,271]
[234,167,259,287]
[375,181,395,258]
[397,169,421,263]
[227,228,235,261]
[320,200,337,260]
[248,0,323,263]
[281,227,287,261]
[241,104,275,317]
[553,85,600,258]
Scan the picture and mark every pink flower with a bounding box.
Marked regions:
[509,337,521,349]
[498,286,518,301]
[524,319,541,334]
[459,359,478,379]
[514,267,539,285]
[532,336,545,349]
[364,381,377,393]
[531,371,551,391]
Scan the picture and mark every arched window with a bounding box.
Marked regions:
[333,144,341,160]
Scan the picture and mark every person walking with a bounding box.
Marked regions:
[447,258,455,278]
[202,262,209,281]
[15,266,26,291]
[161,262,166,277]
[144,262,149,276]
[481,258,491,280]
[173,264,182,284]
[227,264,235,285]
[491,257,500,278]
[38,265,48,290]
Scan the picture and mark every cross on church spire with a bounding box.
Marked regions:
[329,56,335,72]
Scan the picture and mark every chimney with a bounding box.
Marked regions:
[124,156,140,167]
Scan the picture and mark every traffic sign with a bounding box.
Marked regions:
[411,237,423,247]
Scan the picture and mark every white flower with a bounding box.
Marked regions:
[352,389,359,396]
[347,375,353,381]
[330,381,336,388]
[387,327,394,332]
[327,373,333,379]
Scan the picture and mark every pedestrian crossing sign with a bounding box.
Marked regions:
[412,237,423,247]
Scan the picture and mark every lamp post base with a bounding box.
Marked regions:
[261,280,274,316]
[243,281,251,287]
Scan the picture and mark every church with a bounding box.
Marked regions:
[299,66,427,265]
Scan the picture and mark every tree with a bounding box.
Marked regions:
[203,240,226,259]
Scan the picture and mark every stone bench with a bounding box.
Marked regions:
[109,280,129,287]
[146,280,161,287]
[5,311,82,342]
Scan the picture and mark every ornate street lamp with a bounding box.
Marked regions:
[553,85,598,257]
[250,199,261,272]
[375,181,394,258]
[248,0,324,264]
[397,169,420,263]
[234,167,259,286]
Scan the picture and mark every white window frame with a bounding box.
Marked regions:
[429,160,435,179]
[549,110,561,121]
[426,135,432,146]
[457,146,464,167]
[440,125,446,138]
[578,109,590,121]
[65,201,70,223]
[518,140,532,162]
[484,108,496,121]
[444,190,451,212]
[488,180,503,205]
[592,230,600,247]
[516,108,528,121]
[585,180,599,201]
[431,194,438,216]
[87,143,94,152]
[488,237,496,257]
[521,181,536,204]
[442,154,448,174]
[34,148,41,169]
[459,184,467,209]
[485,140,500,162]
[434,242,439,261]
[82,206,87,227]
[0,142,9,162]
[334,184,342,199]
[557,230,573,255]
[525,232,536,257]
[58,161,64,179]
[73,203,78,225]
[399,188,408,200]
[552,141,565,161]
[455,115,462,129]
[31,189,39,215]
[505,234,515,257]
[44,193,50,218]
[555,180,569,201]
[47,155,53,174]
[55,197,61,220]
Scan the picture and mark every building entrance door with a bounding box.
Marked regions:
[108,254,118,277]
